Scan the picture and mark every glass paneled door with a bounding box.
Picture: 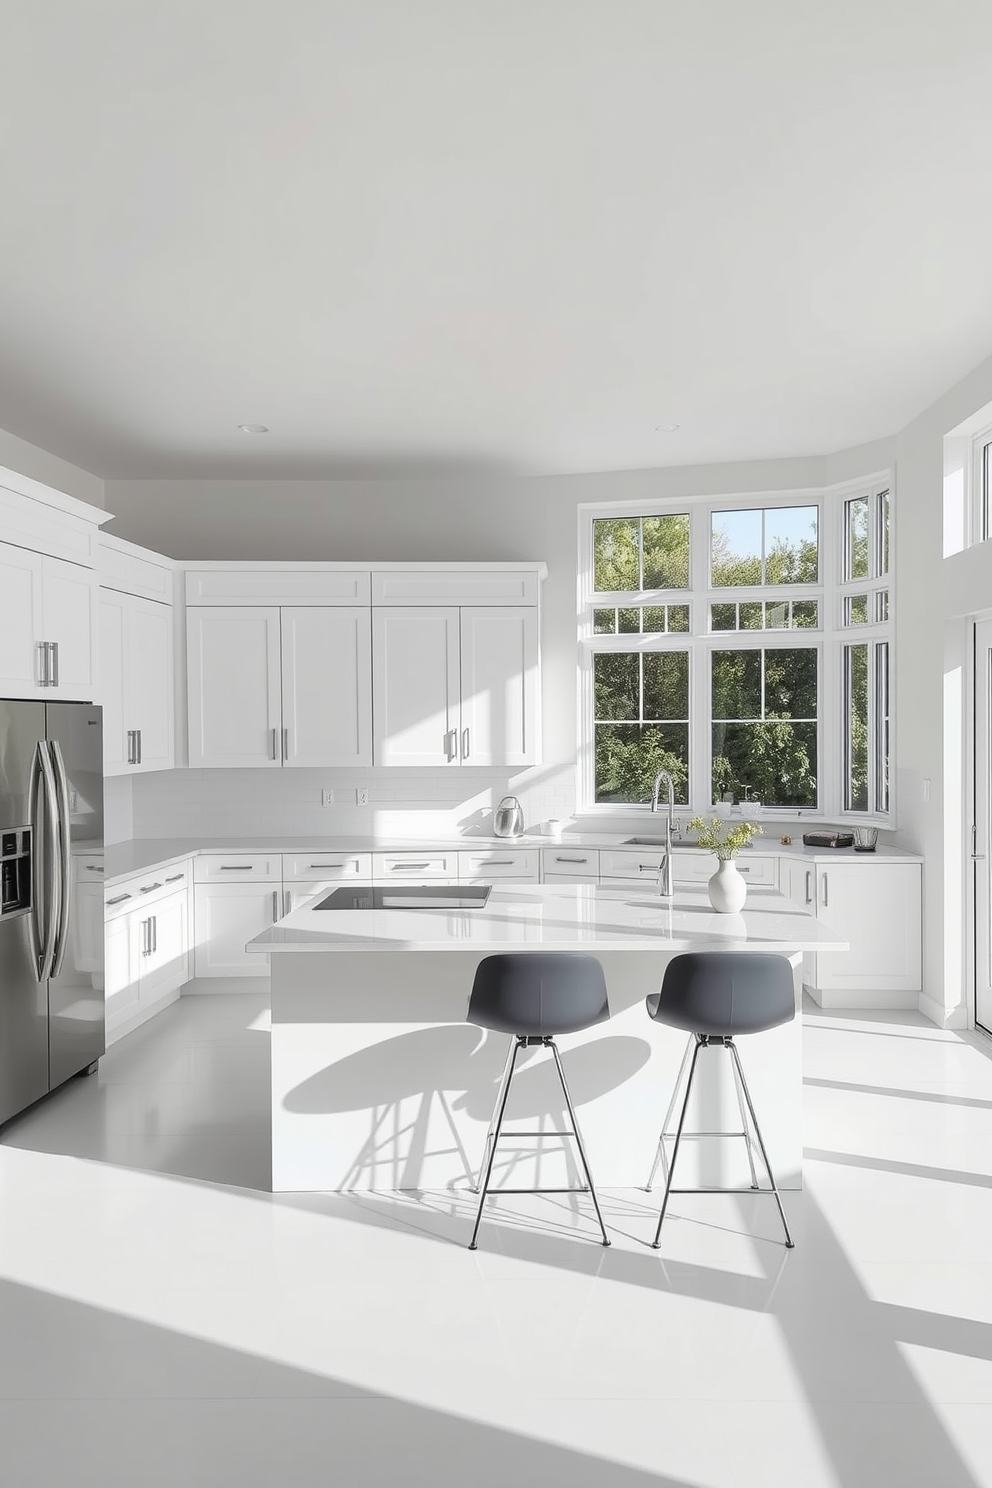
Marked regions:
[975,618,992,1034]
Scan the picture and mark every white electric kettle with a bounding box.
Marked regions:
[493,795,524,838]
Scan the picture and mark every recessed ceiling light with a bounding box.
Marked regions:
[238,423,269,434]
[654,422,680,433]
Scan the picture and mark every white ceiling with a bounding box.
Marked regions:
[2,0,992,480]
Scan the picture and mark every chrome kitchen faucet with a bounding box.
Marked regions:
[650,770,676,897]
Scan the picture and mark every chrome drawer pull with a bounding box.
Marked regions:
[392,862,431,870]
[107,892,132,906]
[85,865,104,873]
[219,865,253,870]
[140,882,162,894]
[475,859,515,867]
[555,856,588,864]
[165,873,185,883]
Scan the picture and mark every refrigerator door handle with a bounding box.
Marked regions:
[35,742,61,984]
[27,743,46,975]
[49,740,73,979]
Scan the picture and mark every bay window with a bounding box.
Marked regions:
[580,478,892,820]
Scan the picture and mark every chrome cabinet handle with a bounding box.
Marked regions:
[461,728,470,760]
[219,865,252,871]
[821,872,828,907]
[36,641,48,687]
[475,859,515,867]
[50,641,59,688]
[391,862,431,870]
[271,727,278,761]
[972,824,985,861]
[282,727,289,761]
[555,856,588,864]
[165,873,184,883]
[308,862,350,869]
[151,915,157,954]
[283,889,291,916]
[443,728,457,761]
[140,881,162,894]
[126,730,134,764]
[738,866,751,874]
[805,870,812,905]
[638,863,661,872]
[141,918,150,957]
[107,892,132,906]
[136,728,141,764]
[85,865,104,873]
[272,890,279,920]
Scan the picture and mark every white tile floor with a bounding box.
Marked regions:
[3,994,992,1486]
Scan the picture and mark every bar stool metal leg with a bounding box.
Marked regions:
[728,1041,794,1248]
[548,1039,610,1247]
[731,1049,760,1192]
[651,1035,703,1248]
[474,1037,517,1193]
[645,1034,693,1193]
[469,1037,521,1250]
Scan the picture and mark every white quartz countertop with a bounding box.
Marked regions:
[246,881,849,956]
[99,832,921,887]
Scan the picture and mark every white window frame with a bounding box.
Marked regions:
[971,423,992,544]
[577,473,893,824]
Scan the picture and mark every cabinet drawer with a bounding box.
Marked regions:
[106,863,191,919]
[600,849,668,880]
[542,848,601,879]
[458,849,539,881]
[671,852,776,885]
[283,852,373,883]
[193,853,282,883]
[373,851,458,880]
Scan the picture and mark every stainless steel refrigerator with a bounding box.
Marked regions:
[0,700,104,1127]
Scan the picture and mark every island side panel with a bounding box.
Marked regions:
[269,949,803,1194]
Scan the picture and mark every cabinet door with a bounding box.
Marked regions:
[99,590,127,774]
[814,862,922,992]
[372,607,460,767]
[281,607,372,767]
[187,607,282,768]
[126,596,174,773]
[105,913,140,1024]
[140,892,189,1002]
[459,607,539,766]
[193,883,278,977]
[41,555,97,697]
[0,541,45,694]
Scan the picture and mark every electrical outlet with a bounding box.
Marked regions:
[357,788,370,807]
[321,789,334,806]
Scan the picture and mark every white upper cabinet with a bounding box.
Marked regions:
[188,605,373,769]
[372,605,540,767]
[187,607,282,768]
[0,541,98,699]
[101,590,175,775]
[281,607,372,767]
[372,607,460,767]
[459,606,539,767]
[183,564,545,771]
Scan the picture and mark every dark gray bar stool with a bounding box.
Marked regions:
[466,952,611,1251]
[644,951,795,1249]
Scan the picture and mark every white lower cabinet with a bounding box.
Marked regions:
[193,883,280,977]
[105,864,192,1039]
[457,848,539,883]
[781,856,922,1006]
[541,848,600,884]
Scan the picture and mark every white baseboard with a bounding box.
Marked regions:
[181,976,270,996]
[106,987,181,1046]
[918,992,970,1030]
[804,985,918,1011]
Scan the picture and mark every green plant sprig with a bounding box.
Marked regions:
[687,815,763,860]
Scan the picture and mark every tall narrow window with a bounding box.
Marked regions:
[843,640,889,814]
[593,651,690,804]
[711,647,818,808]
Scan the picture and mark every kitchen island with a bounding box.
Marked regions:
[248,881,847,1194]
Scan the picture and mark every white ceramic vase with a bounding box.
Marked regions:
[708,857,747,913]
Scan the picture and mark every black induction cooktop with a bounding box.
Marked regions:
[313,885,493,911]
